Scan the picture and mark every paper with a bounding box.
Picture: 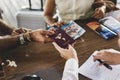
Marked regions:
[78,51,120,80]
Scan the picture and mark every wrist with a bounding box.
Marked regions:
[114,54,120,64]
[19,34,26,45]
[19,32,32,45]
[23,32,32,42]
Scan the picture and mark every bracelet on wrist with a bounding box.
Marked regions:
[24,32,32,42]
[19,34,26,45]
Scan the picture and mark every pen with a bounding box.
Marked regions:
[97,59,112,70]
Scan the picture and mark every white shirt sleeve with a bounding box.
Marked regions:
[62,58,79,80]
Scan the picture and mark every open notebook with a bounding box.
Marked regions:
[79,50,120,80]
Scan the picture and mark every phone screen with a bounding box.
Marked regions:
[87,21,117,40]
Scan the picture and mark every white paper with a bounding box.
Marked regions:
[78,51,120,80]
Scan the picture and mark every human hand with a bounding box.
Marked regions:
[51,21,65,27]
[93,49,120,65]
[92,5,106,19]
[118,32,120,48]
[52,42,78,62]
[11,28,31,35]
[29,29,54,43]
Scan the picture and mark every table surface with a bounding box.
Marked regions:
[1,22,119,80]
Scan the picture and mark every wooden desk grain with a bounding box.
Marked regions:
[1,22,119,80]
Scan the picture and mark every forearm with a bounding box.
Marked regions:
[44,15,56,26]
[44,0,56,26]
[0,35,20,52]
[0,19,17,35]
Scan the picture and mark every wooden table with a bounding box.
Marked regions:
[1,22,119,80]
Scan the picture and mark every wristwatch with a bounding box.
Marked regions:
[19,34,26,45]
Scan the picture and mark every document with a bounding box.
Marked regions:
[78,51,120,80]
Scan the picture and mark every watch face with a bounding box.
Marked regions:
[49,28,75,48]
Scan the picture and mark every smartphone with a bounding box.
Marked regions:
[87,21,117,40]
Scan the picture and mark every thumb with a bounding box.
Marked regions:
[68,45,74,51]
[68,45,77,56]
[93,55,97,62]
[93,55,102,62]
[68,44,78,62]
[68,44,72,50]
[52,42,63,52]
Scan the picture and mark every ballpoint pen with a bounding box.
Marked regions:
[97,59,112,70]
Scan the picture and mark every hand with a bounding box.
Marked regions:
[30,29,54,43]
[11,28,31,35]
[52,42,78,62]
[93,49,120,65]
[118,32,120,48]
[51,21,65,27]
[92,6,106,19]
